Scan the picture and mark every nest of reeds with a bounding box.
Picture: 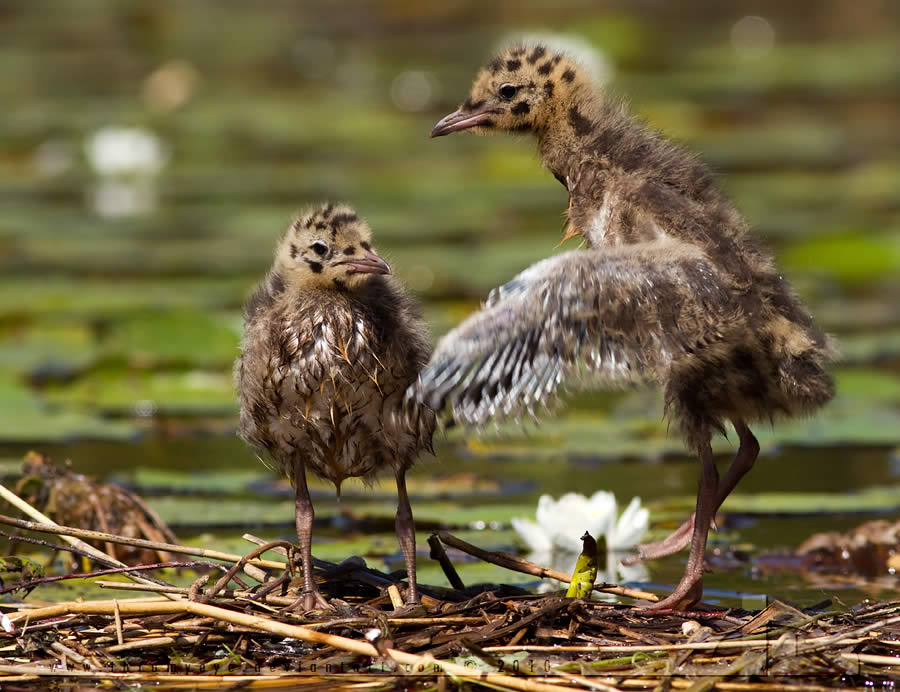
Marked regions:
[2,472,900,690]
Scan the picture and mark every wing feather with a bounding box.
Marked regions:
[414,242,733,425]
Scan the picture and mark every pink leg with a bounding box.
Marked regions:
[645,437,719,610]
[291,458,331,611]
[394,469,420,604]
[626,421,759,564]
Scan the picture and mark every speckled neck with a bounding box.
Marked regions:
[536,80,611,187]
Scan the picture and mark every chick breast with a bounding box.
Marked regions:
[236,275,435,487]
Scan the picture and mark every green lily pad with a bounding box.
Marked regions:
[147,497,298,527]
[781,231,900,284]
[128,467,267,495]
[720,484,900,515]
[0,321,97,376]
[834,369,900,404]
[0,373,137,443]
[44,368,237,416]
[103,310,240,368]
[838,329,900,364]
[0,277,247,319]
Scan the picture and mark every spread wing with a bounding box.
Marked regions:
[413,242,734,425]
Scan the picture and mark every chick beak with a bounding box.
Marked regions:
[342,250,392,275]
[430,106,495,137]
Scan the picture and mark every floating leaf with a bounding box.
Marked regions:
[0,322,97,377]
[0,373,137,443]
[45,368,236,416]
[103,310,240,368]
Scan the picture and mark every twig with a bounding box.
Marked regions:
[0,486,180,600]
[200,540,296,603]
[487,642,760,653]
[553,670,623,692]
[427,597,571,659]
[0,528,115,573]
[7,600,577,692]
[106,633,227,654]
[0,560,223,595]
[113,599,123,646]
[839,652,900,667]
[0,667,310,684]
[437,531,659,602]
[0,513,286,570]
[387,584,404,609]
[427,533,465,590]
[244,532,411,592]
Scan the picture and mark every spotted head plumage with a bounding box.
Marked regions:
[431,43,593,138]
[274,203,391,290]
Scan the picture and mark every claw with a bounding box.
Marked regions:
[282,588,334,614]
[390,602,427,618]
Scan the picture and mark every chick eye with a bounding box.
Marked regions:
[499,83,520,100]
[310,241,328,256]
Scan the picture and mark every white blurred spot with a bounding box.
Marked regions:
[292,36,336,79]
[134,399,157,417]
[34,139,72,178]
[86,127,168,177]
[143,59,200,112]
[404,263,434,292]
[390,70,439,112]
[90,180,157,218]
[85,127,168,217]
[730,16,775,59]
[501,32,614,86]
[1,613,14,633]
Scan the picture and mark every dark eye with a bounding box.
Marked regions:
[310,241,328,256]
[499,83,520,101]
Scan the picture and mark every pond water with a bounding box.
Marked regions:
[1,1,898,608]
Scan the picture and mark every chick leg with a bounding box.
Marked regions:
[628,421,759,563]
[646,438,718,610]
[292,457,330,611]
[394,469,420,604]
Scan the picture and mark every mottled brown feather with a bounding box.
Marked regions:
[235,204,435,608]
[420,42,836,609]
[236,222,435,487]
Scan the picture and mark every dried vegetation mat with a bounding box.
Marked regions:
[1,483,899,690]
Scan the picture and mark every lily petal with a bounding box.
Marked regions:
[511,517,552,554]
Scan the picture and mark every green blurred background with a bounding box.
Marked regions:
[1,1,898,604]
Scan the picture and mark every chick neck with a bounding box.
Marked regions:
[534,69,623,187]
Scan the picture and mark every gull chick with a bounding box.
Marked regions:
[236,203,435,610]
[420,42,835,610]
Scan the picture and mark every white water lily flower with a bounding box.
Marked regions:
[86,126,168,177]
[513,491,648,553]
[85,126,168,217]
[511,490,650,591]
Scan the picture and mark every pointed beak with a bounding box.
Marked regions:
[430,107,495,138]
[341,250,392,275]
